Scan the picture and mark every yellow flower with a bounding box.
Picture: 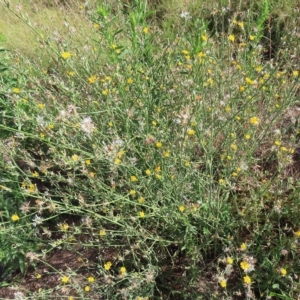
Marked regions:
[61,52,71,59]
[129,189,136,196]
[36,273,42,279]
[143,27,149,34]
[249,35,255,41]
[61,275,69,284]
[219,179,225,185]
[11,214,20,222]
[249,117,259,125]
[240,261,250,271]
[99,229,106,236]
[227,257,233,264]
[88,75,97,84]
[72,154,79,161]
[274,140,281,146]
[114,158,121,164]
[59,223,69,231]
[198,51,206,58]
[245,77,255,85]
[293,70,298,77]
[38,103,45,109]
[240,243,247,251]
[131,175,138,182]
[48,124,54,129]
[138,197,144,204]
[117,150,125,158]
[69,297,74,300]
[236,64,242,70]
[219,279,227,288]
[104,261,112,270]
[85,159,91,165]
[12,87,20,93]
[182,50,189,55]
[32,171,39,178]
[280,268,287,276]
[295,230,300,237]
[139,211,145,218]
[145,169,151,175]
[163,150,170,157]
[187,129,195,136]
[243,275,251,285]
[155,165,161,173]
[27,183,36,193]
[67,71,74,76]
[120,266,127,275]
[84,286,90,292]
[156,142,162,148]
[179,205,185,212]
[127,78,134,84]
[237,21,244,28]
[102,89,109,95]
[228,34,235,42]
[280,146,288,152]
[256,66,262,72]
[230,144,237,151]
[201,34,208,41]
[88,276,95,283]
[245,134,250,140]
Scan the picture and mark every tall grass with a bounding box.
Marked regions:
[0,0,300,299]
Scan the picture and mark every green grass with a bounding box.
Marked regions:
[0,0,96,61]
[1,0,300,299]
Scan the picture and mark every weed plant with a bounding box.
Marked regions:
[0,0,300,299]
